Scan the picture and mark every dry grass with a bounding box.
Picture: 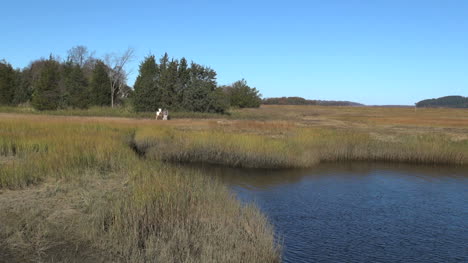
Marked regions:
[232,105,468,124]
[85,166,278,263]
[136,126,467,168]
[0,105,466,262]
[134,106,467,168]
[0,115,280,262]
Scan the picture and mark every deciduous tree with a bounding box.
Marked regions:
[105,48,134,107]
[67,45,93,68]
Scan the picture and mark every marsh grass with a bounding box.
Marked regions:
[0,118,136,188]
[0,116,280,262]
[136,126,467,168]
[85,165,279,262]
[1,105,467,262]
[0,105,225,119]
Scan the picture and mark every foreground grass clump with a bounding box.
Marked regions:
[87,165,278,262]
[0,115,280,262]
[0,117,136,188]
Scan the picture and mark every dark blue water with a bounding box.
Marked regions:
[201,163,468,263]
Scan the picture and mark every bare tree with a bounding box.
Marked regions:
[104,48,135,107]
[67,45,94,67]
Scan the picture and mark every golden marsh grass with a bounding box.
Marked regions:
[0,115,280,262]
[0,105,466,262]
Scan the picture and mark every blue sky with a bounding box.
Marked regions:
[1,0,467,105]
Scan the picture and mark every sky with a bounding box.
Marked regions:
[1,0,467,105]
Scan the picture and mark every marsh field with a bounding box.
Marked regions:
[0,105,467,262]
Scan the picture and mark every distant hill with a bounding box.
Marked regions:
[262,97,364,106]
[416,96,468,108]
[368,105,413,108]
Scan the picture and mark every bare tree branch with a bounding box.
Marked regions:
[67,45,92,67]
[104,48,135,107]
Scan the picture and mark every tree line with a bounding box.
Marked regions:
[133,54,261,113]
[416,96,468,108]
[0,46,132,110]
[0,46,261,113]
[262,97,363,106]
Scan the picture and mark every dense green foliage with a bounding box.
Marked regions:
[0,46,129,111]
[12,69,32,105]
[262,96,363,106]
[0,60,17,105]
[31,57,61,110]
[133,54,232,113]
[62,62,89,109]
[1,47,260,113]
[262,96,316,105]
[89,60,112,106]
[224,79,262,108]
[133,55,159,112]
[416,96,468,108]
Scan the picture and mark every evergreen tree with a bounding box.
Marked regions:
[0,60,16,105]
[31,57,61,110]
[164,59,179,109]
[66,64,89,109]
[157,53,171,108]
[58,62,72,108]
[89,60,111,106]
[133,55,159,112]
[159,53,169,71]
[182,63,220,112]
[177,57,190,105]
[226,79,261,108]
[12,64,38,105]
[12,68,33,105]
[1,49,256,114]
[207,87,230,113]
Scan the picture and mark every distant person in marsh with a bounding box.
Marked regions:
[155,108,169,120]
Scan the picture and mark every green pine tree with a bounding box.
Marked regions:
[31,57,61,110]
[177,57,190,105]
[157,53,170,109]
[164,59,179,109]
[133,55,159,112]
[0,60,17,105]
[182,63,221,112]
[66,64,89,109]
[13,68,32,105]
[89,60,112,106]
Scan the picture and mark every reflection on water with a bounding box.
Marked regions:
[190,162,468,263]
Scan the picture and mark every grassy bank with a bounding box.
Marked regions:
[0,116,279,262]
[135,125,467,168]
